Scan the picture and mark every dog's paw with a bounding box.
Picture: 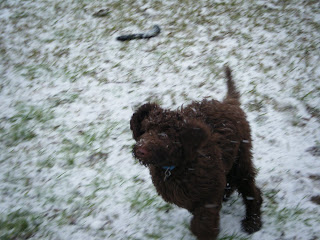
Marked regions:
[242,216,262,234]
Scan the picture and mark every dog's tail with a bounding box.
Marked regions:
[225,66,240,102]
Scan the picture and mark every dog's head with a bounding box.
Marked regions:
[130,103,211,167]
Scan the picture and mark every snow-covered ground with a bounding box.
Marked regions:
[1,0,319,239]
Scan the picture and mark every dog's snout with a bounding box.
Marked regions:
[135,147,149,158]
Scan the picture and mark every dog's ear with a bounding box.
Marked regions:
[180,120,211,159]
[130,103,159,140]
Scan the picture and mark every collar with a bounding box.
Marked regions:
[162,166,175,181]
[162,166,176,171]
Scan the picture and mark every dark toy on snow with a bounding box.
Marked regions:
[130,67,263,240]
[92,9,110,18]
[116,25,161,41]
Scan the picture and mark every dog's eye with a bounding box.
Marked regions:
[158,133,168,139]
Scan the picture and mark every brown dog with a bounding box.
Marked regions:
[130,67,262,240]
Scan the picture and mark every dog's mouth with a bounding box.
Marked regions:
[133,145,171,167]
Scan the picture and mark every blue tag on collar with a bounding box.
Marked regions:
[162,166,176,171]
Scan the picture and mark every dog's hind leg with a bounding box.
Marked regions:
[236,143,263,233]
[238,178,262,233]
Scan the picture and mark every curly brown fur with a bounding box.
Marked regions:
[130,67,262,240]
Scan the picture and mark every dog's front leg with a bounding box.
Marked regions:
[190,203,222,240]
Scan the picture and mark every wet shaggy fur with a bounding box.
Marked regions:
[130,67,262,240]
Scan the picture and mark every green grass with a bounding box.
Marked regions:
[128,189,159,213]
[50,92,80,107]
[58,121,118,167]
[263,188,313,230]
[275,205,305,223]
[127,185,174,214]
[0,104,54,147]
[4,123,37,146]
[145,232,162,239]
[18,64,53,81]
[10,103,54,124]
[0,210,42,240]
[219,234,249,240]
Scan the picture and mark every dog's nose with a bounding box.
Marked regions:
[135,147,149,158]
